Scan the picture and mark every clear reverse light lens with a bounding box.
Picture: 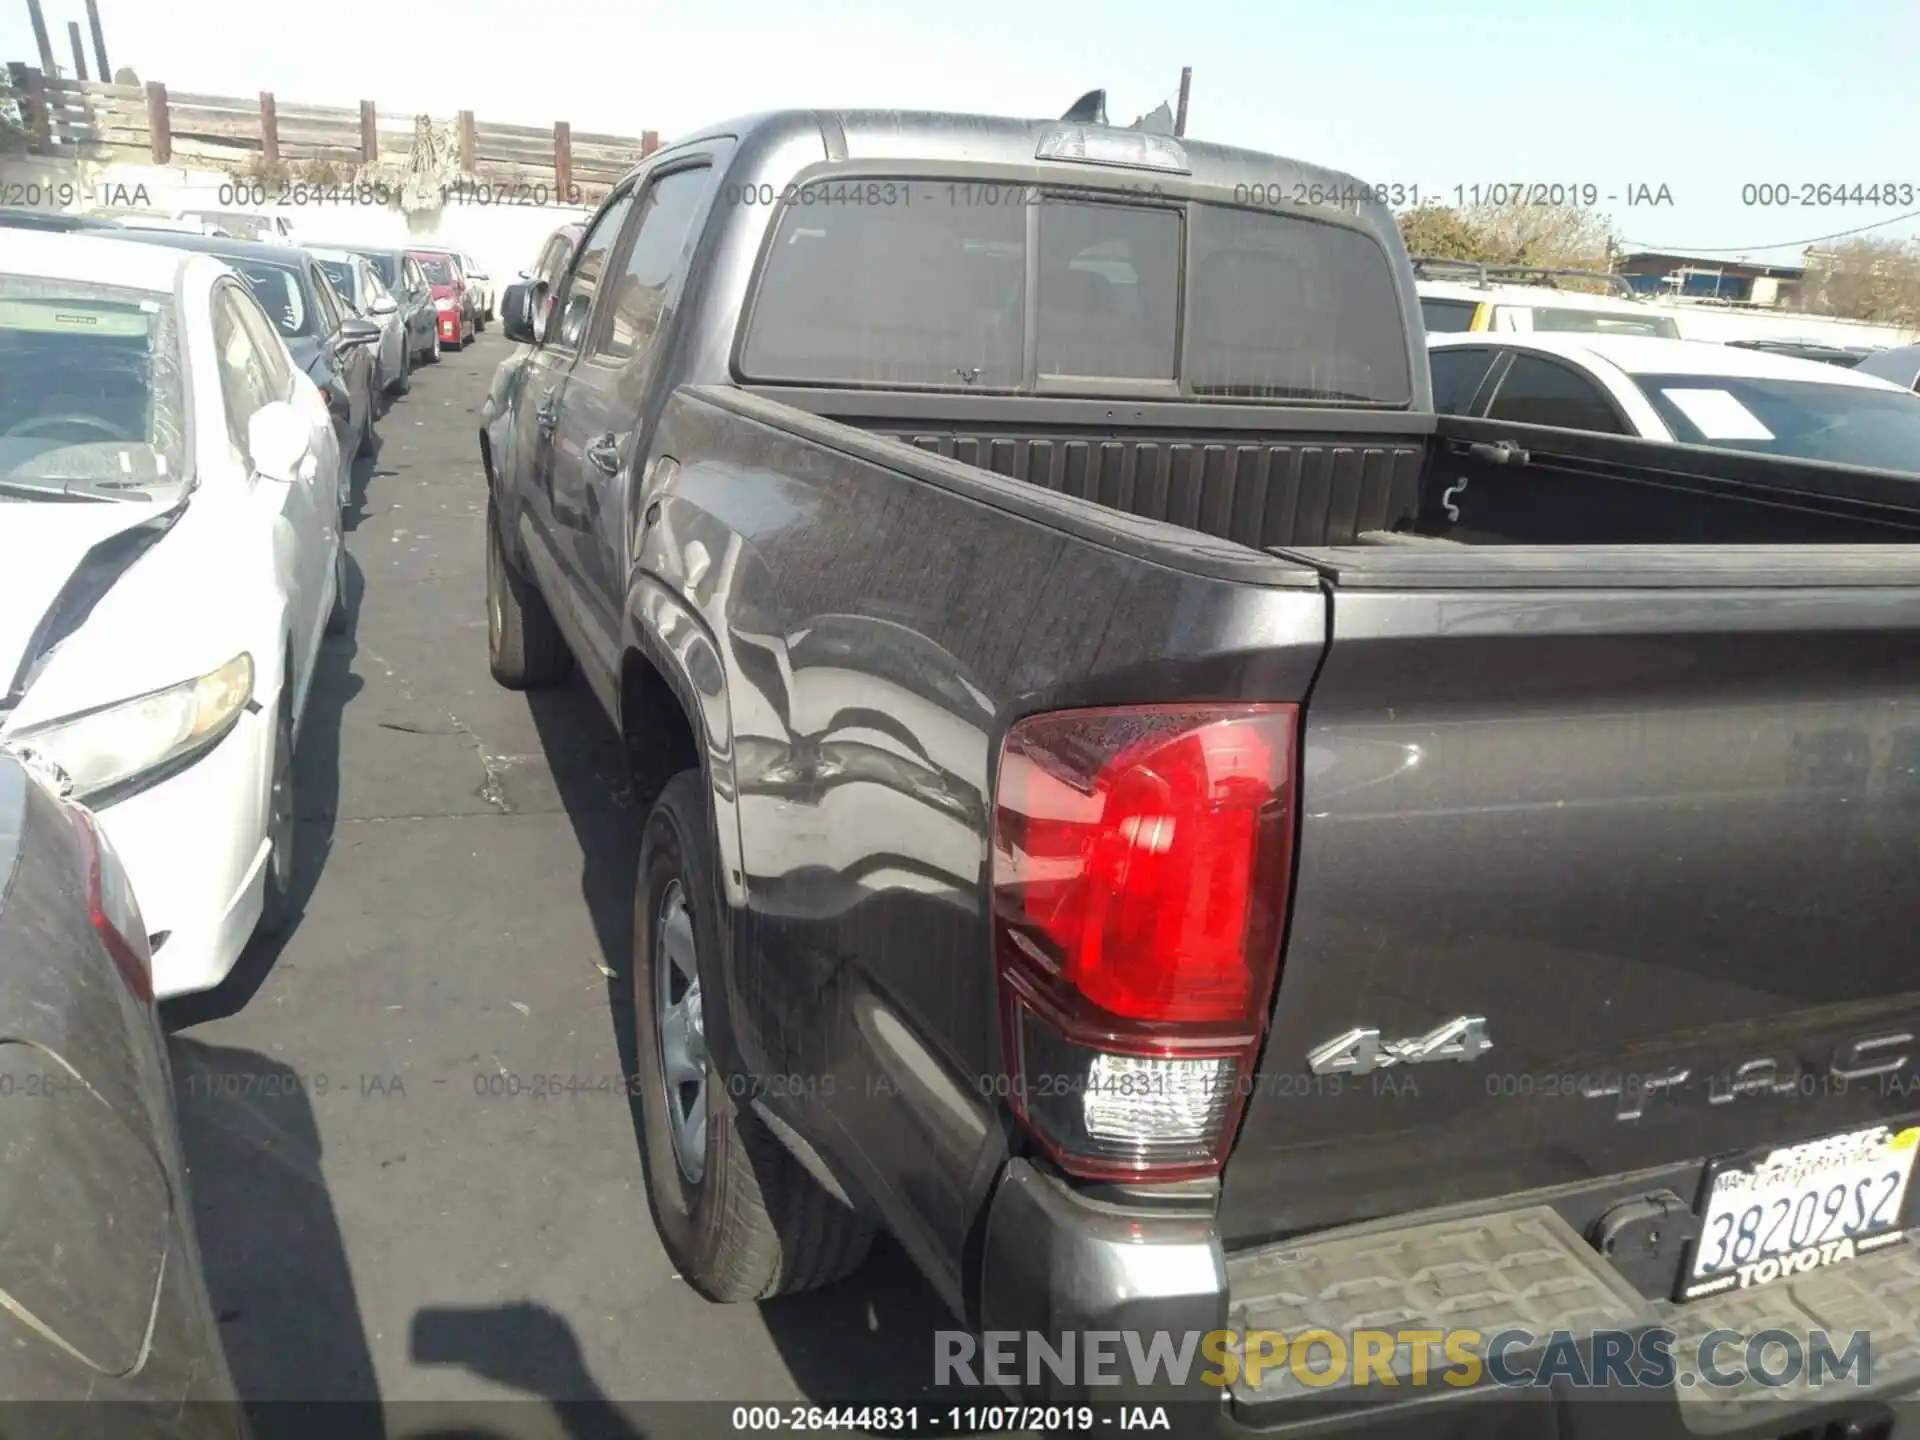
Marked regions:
[1082,1051,1234,1144]
[12,653,254,802]
[1034,124,1191,174]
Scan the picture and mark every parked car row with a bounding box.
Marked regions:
[0,209,491,1007]
[0,197,512,1425]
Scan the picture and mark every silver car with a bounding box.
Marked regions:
[312,247,411,403]
[0,751,246,1430]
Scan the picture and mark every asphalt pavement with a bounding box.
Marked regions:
[161,331,974,1440]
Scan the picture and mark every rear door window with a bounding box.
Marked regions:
[1429,347,1500,414]
[1484,353,1628,433]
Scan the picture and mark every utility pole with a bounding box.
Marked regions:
[67,21,88,81]
[85,0,109,83]
[24,0,56,73]
[1174,66,1192,137]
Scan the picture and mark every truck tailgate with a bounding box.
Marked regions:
[1222,545,1920,1250]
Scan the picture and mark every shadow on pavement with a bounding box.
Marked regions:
[163,550,365,1030]
[522,678,981,1409]
[167,1038,384,1440]
[345,431,385,531]
[404,1302,649,1440]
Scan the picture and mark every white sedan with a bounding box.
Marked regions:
[0,232,344,998]
[457,252,494,326]
[1428,332,1920,471]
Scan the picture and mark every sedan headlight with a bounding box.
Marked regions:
[9,653,254,804]
[434,298,454,312]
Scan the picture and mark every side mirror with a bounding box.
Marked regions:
[501,282,540,344]
[371,294,398,316]
[247,401,312,483]
[339,317,381,348]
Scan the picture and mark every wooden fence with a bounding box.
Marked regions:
[3,65,660,202]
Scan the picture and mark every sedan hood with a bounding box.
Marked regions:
[429,282,461,301]
[0,504,173,703]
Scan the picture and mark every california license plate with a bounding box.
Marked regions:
[1681,1123,1920,1300]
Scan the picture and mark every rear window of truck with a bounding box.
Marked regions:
[738,182,1411,404]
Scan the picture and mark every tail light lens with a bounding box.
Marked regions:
[992,704,1297,1182]
[69,807,153,1005]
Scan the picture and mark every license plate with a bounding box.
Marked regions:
[1681,1123,1920,1300]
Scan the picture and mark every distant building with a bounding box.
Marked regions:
[1616,252,1805,308]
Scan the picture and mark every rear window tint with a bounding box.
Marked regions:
[741,185,1026,388]
[1036,201,1180,381]
[1185,204,1410,402]
[739,181,1411,403]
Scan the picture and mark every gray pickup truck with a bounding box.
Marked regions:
[479,100,1920,1435]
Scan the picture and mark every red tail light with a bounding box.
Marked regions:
[69,807,153,1005]
[992,704,1297,1181]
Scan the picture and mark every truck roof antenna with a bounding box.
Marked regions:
[1061,90,1108,125]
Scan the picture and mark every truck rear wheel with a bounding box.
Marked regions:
[632,770,873,1301]
[486,500,572,688]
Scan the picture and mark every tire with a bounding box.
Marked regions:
[326,544,348,635]
[356,405,374,458]
[424,328,442,364]
[485,499,572,688]
[255,685,297,937]
[388,348,413,398]
[632,771,874,1301]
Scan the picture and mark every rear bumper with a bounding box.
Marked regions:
[974,1160,1920,1436]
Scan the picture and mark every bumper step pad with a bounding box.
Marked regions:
[1226,1204,1920,1432]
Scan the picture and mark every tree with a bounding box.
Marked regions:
[1397,204,1499,263]
[1397,201,1623,289]
[1800,237,1920,326]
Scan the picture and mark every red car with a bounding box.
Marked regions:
[408,249,474,350]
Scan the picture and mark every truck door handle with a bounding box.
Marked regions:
[586,434,622,475]
[536,397,559,435]
[1465,440,1530,466]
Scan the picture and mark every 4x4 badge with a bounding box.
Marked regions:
[1307,1017,1493,1076]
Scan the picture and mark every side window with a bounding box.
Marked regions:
[1430,348,1499,415]
[1485,353,1627,433]
[549,190,635,351]
[1420,298,1479,333]
[404,258,426,295]
[310,266,344,334]
[232,288,297,402]
[213,288,280,459]
[593,165,713,363]
[363,262,390,303]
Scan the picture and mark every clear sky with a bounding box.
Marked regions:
[8,0,1917,258]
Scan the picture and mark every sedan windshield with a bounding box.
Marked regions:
[317,260,358,308]
[0,276,189,502]
[360,252,402,289]
[416,257,455,284]
[1635,373,1920,472]
[225,260,311,337]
